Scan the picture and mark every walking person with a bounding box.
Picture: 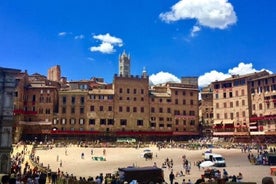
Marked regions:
[169,170,175,184]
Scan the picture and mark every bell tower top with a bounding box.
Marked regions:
[119,51,131,77]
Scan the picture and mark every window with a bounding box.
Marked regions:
[126,106,130,112]
[137,120,143,126]
[133,107,137,112]
[141,89,144,94]
[175,91,178,95]
[183,100,186,105]
[71,107,75,114]
[190,100,193,105]
[80,96,85,105]
[100,119,106,125]
[89,119,95,125]
[241,89,245,96]
[70,118,75,124]
[223,93,226,98]
[127,88,130,94]
[259,103,263,110]
[229,92,233,98]
[119,106,123,112]
[190,120,195,126]
[71,96,75,104]
[79,118,85,125]
[120,119,127,126]
[90,106,94,111]
[108,106,112,111]
[45,109,51,114]
[159,108,163,113]
[119,88,123,93]
[167,108,171,113]
[108,119,114,125]
[53,119,58,125]
[140,107,144,113]
[189,111,195,116]
[99,106,104,111]
[80,107,84,114]
[151,107,155,113]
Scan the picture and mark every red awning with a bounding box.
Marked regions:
[51,130,101,135]
[115,131,172,136]
[250,117,264,121]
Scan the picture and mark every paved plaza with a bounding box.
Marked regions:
[33,145,274,183]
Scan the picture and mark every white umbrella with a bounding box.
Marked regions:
[200,161,214,168]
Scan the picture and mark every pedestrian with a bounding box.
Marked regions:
[169,170,175,184]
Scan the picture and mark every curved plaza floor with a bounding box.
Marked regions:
[34,145,274,184]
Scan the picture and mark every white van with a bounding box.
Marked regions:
[203,152,226,167]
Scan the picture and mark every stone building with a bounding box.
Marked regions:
[13,52,200,141]
[199,85,213,136]
[47,65,61,82]
[211,71,272,138]
[249,73,276,137]
[13,73,59,141]
[0,67,20,173]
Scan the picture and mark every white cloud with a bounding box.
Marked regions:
[87,57,95,61]
[160,0,237,34]
[58,32,67,36]
[74,34,85,40]
[149,71,181,86]
[90,42,115,54]
[198,62,272,88]
[93,33,123,46]
[198,70,230,88]
[90,33,123,54]
[191,25,201,37]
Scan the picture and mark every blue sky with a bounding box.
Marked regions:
[1,0,275,87]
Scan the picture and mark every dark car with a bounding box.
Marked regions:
[118,166,164,184]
